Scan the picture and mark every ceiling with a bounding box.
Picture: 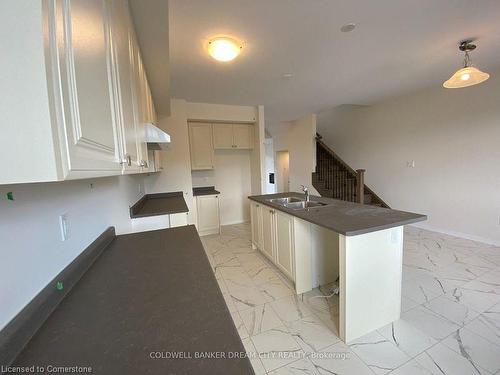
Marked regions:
[168,0,500,127]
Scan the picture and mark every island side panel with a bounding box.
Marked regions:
[293,218,312,294]
[339,226,403,343]
[311,224,339,289]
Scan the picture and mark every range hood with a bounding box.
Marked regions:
[145,123,170,150]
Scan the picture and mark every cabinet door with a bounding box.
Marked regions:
[196,195,220,235]
[129,30,151,172]
[189,123,214,170]
[233,124,254,149]
[261,208,275,261]
[56,0,122,173]
[109,0,140,172]
[275,211,294,280]
[170,212,188,227]
[250,202,263,249]
[213,123,234,149]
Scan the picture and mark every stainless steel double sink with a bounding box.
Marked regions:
[268,196,328,210]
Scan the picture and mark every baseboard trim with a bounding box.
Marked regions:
[409,222,500,246]
[0,227,116,366]
[220,219,249,226]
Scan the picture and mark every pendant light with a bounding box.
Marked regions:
[443,40,490,89]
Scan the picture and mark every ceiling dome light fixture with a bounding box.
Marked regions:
[207,37,242,62]
[443,40,490,89]
[340,23,356,33]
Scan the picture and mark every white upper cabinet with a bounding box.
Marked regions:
[188,122,215,170]
[212,123,254,150]
[0,0,160,184]
[110,0,140,173]
[57,0,123,173]
[212,123,234,149]
[233,124,254,149]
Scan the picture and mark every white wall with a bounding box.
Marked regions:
[192,150,252,225]
[317,70,500,245]
[273,114,319,195]
[264,138,276,194]
[187,102,257,123]
[0,175,146,330]
[145,99,195,224]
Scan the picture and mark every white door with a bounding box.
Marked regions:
[261,207,275,261]
[189,123,214,170]
[233,124,254,149]
[213,123,233,149]
[196,195,220,235]
[110,0,140,172]
[56,0,122,173]
[275,211,294,280]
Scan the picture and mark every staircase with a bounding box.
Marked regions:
[313,134,389,208]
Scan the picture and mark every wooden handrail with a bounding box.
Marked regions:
[314,135,390,208]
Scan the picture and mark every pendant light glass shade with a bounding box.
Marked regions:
[443,41,490,89]
[443,66,490,88]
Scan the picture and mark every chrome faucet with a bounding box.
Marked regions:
[301,185,309,202]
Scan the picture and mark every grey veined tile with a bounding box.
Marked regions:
[445,286,500,313]
[390,359,437,375]
[239,303,283,336]
[285,315,340,353]
[270,294,314,323]
[465,302,500,346]
[442,328,500,374]
[424,295,481,326]
[310,341,374,375]
[377,319,437,357]
[348,330,410,375]
[241,337,266,375]
[268,358,319,375]
[401,306,461,341]
[415,342,491,375]
[251,326,304,373]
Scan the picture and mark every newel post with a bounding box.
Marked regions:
[356,169,365,204]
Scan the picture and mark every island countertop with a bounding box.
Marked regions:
[249,192,426,236]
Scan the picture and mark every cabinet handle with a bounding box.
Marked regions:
[120,154,132,166]
[139,160,148,168]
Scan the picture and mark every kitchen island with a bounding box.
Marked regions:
[249,192,426,343]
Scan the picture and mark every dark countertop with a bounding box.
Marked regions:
[13,226,254,375]
[130,192,189,218]
[249,192,426,236]
[193,186,220,196]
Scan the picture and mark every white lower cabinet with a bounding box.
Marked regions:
[250,200,295,282]
[250,202,263,249]
[196,194,220,236]
[261,207,275,261]
[170,212,188,228]
[274,210,294,280]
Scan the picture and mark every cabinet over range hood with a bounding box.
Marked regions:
[145,123,171,150]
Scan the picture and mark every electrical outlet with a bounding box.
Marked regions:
[138,184,143,195]
[59,214,69,241]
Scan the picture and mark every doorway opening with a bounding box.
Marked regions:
[275,150,290,193]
